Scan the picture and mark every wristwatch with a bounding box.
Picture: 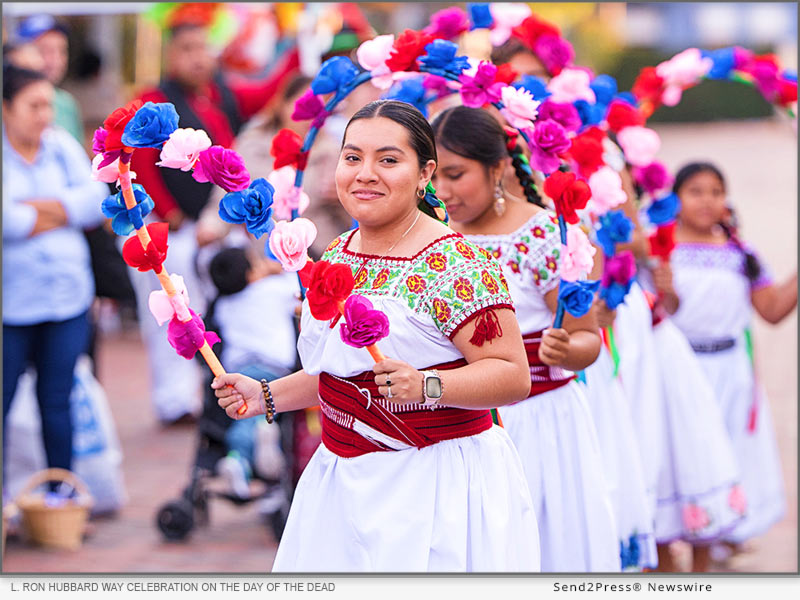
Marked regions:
[421,370,443,407]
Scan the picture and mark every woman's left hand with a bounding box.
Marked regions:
[373,358,424,404]
[538,327,571,367]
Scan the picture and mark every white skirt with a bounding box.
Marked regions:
[580,347,658,570]
[271,426,540,572]
[651,319,745,543]
[693,340,785,543]
[498,382,621,572]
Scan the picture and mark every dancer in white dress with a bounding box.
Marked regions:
[432,106,620,572]
[213,101,540,572]
[663,162,797,548]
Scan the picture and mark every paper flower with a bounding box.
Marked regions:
[533,34,574,77]
[192,145,251,192]
[495,62,519,85]
[633,161,672,197]
[384,77,429,117]
[268,218,317,272]
[646,192,681,226]
[121,101,179,148]
[468,3,494,30]
[543,171,591,225]
[149,273,191,326]
[92,127,108,155]
[299,260,356,321]
[499,85,540,129]
[649,222,676,260]
[605,100,644,133]
[600,251,636,309]
[218,178,275,239]
[590,74,618,106]
[588,167,627,214]
[510,14,561,50]
[167,308,221,360]
[489,3,532,46]
[339,295,391,349]
[616,126,661,167]
[422,74,453,98]
[385,29,434,73]
[703,47,736,80]
[558,279,601,318]
[561,227,596,282]
[547,68,596,104]
[745,54,782,102]
[271,128,308,170]
[656,48,712,106]
[424,7,470,40]
[357,34,395,89]
[267,166,310,220]
[157,127,212,171]
[101,184,154,236]
[311,56,359,96]
[596,210,634,257]
[527,119,570,174]
[573,99,606,128]
[537,100,581,132]
[91,154,134,184]
[513,75,552,101]
[566,126,606,178]
[102,99,144,151]
[459,61,504,108]
[122,222,169,274]
[632,66,665,107]
[419,39,471,77]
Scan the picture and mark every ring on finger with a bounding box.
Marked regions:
[385,377,392,386]
[387,386,393,399]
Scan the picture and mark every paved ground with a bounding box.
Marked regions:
[2,119,796,573]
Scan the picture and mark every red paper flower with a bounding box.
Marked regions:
[122,222,169,273]
[494,63,519,86]
[605,100,644,133]
[543,170,591,225]
[271,128,308,170]
[649,223,676,260]
[566,126,606,178]
[632,66,665,106]
[299,260,355,321]
[103,99,144,151]
[777,78,797,107]
[385,29,434,73]
[511,15,561,49]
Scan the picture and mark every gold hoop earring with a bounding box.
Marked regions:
[493,182,506,216]
[417,188,426,200]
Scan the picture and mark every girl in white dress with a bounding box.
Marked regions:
[432,105,621,572]
[213,100,540,572]
[658,162,797,548]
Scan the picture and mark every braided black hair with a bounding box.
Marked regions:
[506,135,546,207]
[673,162,762,282]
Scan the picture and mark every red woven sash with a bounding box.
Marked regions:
[521,330,576,398]
[318,359,493,458]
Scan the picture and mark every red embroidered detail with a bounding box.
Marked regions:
[432,298,451,323]
[372,268,390,289]
[453,277,475,302]
[455,240,476,260]
[405,274,426,293]
[425,252,448,272]
[481,270,499,294]
[469,308,503,347]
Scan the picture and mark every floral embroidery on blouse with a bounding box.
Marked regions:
[671,242,774,290]
[322,232,514,338]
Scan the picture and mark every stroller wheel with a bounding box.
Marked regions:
[156,499,194,541]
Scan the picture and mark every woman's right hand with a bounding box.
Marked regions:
[212,373,264,419]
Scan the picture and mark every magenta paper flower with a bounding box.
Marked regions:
[148,273,191,326]
[537,100,582,132]
[561,227,596,281]
[682,504,711,533]
[500,85,540,129]
[91,154,135,184]
[601,250,637,287]
[167,308,221,360]
[527,119,570,174]
[339,295,390,349]
[157,128,212,171]
[616,126,661,167]
[192,145,251,192]
[459,61,505,108]
[267,166,310,220]
[268,218,318,272]
[533,34,574,76]
[291,89,328,127]
[488,2,532,46]
[588,166,627,214]
[547,68,596,104]
[423,7,470,40]
[633,161,673,197]
[92,127,123,168]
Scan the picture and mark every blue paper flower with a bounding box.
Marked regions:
[782,69,797,83]
[596,210,634,257]
[647,192,681,225]
[311,56,359,96]
[219,178,275,239]
[120,102,179,148]
[703,47,736,80]
[419,39,471,78]
[613,91,638,107]
[574,99,606,127]
[468,3,493,30]
[383,77,430,117]
[590,74,618,105]
[101,184,155,236]
[513,75,552,101]
[600,279,633,309]
[559,279,601,318]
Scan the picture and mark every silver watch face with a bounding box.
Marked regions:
[425,375,443,399]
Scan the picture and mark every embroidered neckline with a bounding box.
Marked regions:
[341,229,463,262]
[461,210,553,243]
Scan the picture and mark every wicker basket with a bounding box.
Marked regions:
[16,468,93,551]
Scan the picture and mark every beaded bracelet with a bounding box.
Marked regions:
[260,379,276,424]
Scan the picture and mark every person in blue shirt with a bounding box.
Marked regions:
[2,63,107,476]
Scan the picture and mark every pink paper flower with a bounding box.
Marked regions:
[533,34,574,77]
[148,274,191,326]
[489,3,532,46]
[656,48,712,106]
[728,485,747,516]
[192,145,251,192]
[291,89,327,127]
[268,218,318,272]
[423,7,470,40]
[157,128,212,171]
[527,118,570,174]
[537,100,582,132]
[459,61,505,108]
[339,294,390,349]
[682,503,711,533]
[167,308,221,360]
[588,166,627,214]
[633,161,673,197]
[547,68,596,104]
[266,166,310,220]
[616,126,661,167]
[499,85,540,129]
[357,34,396,90]
[91,154,135,184]
[561,227,596,282]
